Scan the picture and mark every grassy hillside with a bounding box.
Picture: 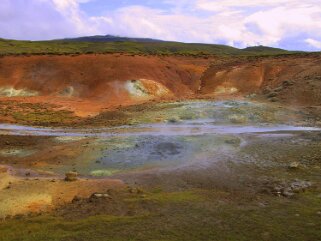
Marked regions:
[62,34,164,43]
[0,38,296,56]
[243,45,298,54]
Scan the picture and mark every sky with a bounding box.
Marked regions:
[1,0,321,51]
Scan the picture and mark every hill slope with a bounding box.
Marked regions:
[243,45,293,54]
[0,37,295,56]
[61,35,164,43]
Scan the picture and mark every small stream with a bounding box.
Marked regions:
[0,123,319,137]
[0,100,320,177]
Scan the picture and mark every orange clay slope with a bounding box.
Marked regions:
[0,53,320,118]
[200,54,321,105]
[0,54,210,117]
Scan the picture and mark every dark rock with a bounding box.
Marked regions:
[225,138,241,145]
[267,92,278,98]
[274,86,283,92]
[72,196,82,203]
[167,118,180,123]
[64,171,78,182]
[290,180,311,193]
[282,80,294,87]
[262,179,312,197]
[281,188,294,197]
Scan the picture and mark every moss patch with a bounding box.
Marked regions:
[1,191,320,241]
[0,101,77,126]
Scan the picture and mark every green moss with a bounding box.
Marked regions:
[125,190,204,204]
[150,191,203,203]
[0,101,77,126]
[1,191,320,241]
[90,169,120,177]
[12,110,75,125]
[0,215,141,241]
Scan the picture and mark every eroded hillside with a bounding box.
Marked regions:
[201,54,321,105]
[0,53,320,125]
[0,54,211,118]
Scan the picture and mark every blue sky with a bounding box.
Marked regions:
[80,0,171,16]
[1,0,321,51]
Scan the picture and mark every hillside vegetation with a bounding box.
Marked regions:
[0,38,296,56]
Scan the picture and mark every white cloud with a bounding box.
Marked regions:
[51,0,97,35]
[305,38,321,49]
[195,0,320,11]
[0,0,320,50]
[93,1,321,48]
[0,0,98,40]
[243,5,321,46]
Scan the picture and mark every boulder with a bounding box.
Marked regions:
[225,138,241,145]
[288,162,300,170]
[72,196,81,203]
[262,179,312,197]
[290,180,312,193]
[64,171,78,182]
[229,114,247,124]
[89,193,112,201]
[267,92,278,98]
[167,118,181,124]
[282,80,294,87]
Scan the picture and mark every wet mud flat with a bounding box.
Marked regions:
[0,100,320,241]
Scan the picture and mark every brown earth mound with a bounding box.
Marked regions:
[0,53,320,121]
[200,54,321,105]
[0,54,210,98]
[0,54,211,117]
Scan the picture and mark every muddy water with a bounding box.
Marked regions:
[0,100,320,177]
[0,123,318,137]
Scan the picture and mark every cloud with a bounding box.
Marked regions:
[243,5,321,46]
[305,38,321,49]
[0,0,97,40]
[0,0,320,50]
[195,0,320,11]
[92,1,321,48]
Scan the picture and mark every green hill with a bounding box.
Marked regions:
[0,37,299,56]
[243,45,294,54]
[61,35,164,43]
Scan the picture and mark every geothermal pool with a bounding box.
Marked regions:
[0,100,320,177]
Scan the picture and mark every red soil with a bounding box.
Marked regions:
[201,54,321,105]
[0,53,320,118]
[0,54,210,116]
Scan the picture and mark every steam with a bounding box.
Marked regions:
[0,86,38,97]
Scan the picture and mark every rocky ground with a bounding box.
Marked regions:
[0,99,320,241]
[0,53,320,240]
[0,53,320,125]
